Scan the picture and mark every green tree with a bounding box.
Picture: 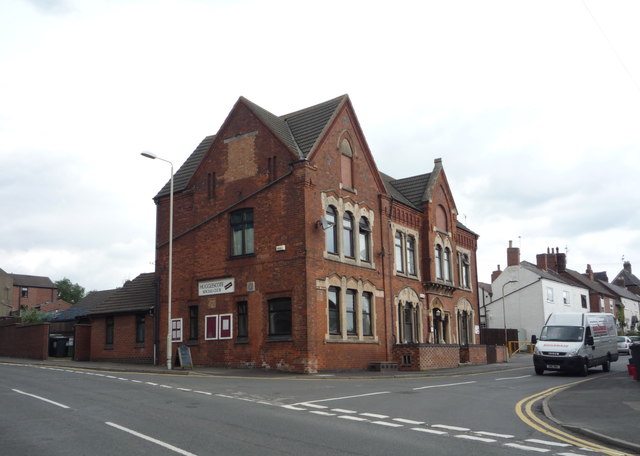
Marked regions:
[55,278,86,304]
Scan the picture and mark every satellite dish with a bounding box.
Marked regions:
[319,216,334,230]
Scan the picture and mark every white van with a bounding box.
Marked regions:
[532,312,619,376]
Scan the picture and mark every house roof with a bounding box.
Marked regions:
[519,261,576,286]
[91,273,156,316]
[599,280,640,302]
[155,135,216,199]
[9,274,56,289]
[154,96,348,199]
[50,288,119,321]
[613,265,640,289]
[561,269,616,297]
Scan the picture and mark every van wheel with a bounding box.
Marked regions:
[602,359,610,372]
[579,360,589,377]
[535,366,544,375]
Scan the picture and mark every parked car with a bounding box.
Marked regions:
[617,336,634,355]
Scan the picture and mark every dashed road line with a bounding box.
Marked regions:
[413,381,476,390]
[504,442,551,452]
[455,434,497,443]
[432,424,470,432]
[372,421,403,427]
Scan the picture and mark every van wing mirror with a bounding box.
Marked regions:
[531,335,537,344]
[586,336,594,346]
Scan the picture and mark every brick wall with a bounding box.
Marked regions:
[90,314,154,364]
[0,322,49,359]
[74,324,91,361]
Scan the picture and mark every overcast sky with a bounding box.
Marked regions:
[1,0,639,293]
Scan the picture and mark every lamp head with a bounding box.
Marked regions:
[141,151,157,159]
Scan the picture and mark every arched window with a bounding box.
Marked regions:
[325,206,338,254]
[444,247,451,282]
[343,212,354,258]
[359,217,371,262]
[435,245,443,279]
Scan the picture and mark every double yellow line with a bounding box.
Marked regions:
[515,380,633,456]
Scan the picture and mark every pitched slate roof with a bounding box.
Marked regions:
[155,96,348,199]
[50,289,119,321]
[385,173,431,208]
[599,280,640,301]
[520,261,576,285]
[91,273,156,316]
[613,263,640,289]
[561,269,616,297]
[155,135,216,199]
[9,274,56,289]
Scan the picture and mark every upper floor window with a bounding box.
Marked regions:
[581,294,588,309]
[230,209,254,256]
[435,245,443,279]
[562,291,570,305]
[443,247,452,282]
[362,292,373,336]
[207,172,216,200]
[343,212,354,258]
[359,217,371,262]
[21,287,28,298]
[435,205,448,232]
[395,232,404,273]
[459,252,470,288]
[546,287,554,302]
[340,139,353,189]
[406,236,416,276]
[325,206,338,254]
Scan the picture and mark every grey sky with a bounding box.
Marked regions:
[1,0,638,291]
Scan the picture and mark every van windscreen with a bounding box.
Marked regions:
[539,326,584,342]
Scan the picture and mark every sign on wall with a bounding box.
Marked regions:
[205,314,233,340]
[171,318,183,342]
[198,278,235,296]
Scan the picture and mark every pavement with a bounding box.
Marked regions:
[1,353,638,454]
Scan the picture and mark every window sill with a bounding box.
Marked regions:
[104,344,113,350]
[324,336,378,344]
[267,336,293,342]
[235,338,249,345]
[135,343,145,348]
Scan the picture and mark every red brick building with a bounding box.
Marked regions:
[151,95,481,373]
[8,273,58,313]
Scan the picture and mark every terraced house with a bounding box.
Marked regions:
[149,95,482,373]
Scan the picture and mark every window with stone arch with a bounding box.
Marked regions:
[456,299,475,346]
[431,299,450,344]
[325,205,338,254]
[396,288,421,344]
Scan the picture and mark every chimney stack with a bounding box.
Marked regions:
[585,264,594,281]
[507,240,520,267]
[491,265,502,283]
[624,261,632,274]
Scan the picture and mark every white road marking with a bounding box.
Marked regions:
[160,385,173,389]
[392,418,424,425]
[331,408,357,414]
[411,427,448,435]
[130,380,143,384]
[106,422,197,456]
[495,375,532,381]
[12,389,70,409]
[413,381,476,390]
[432,424,470,431]
[504,443,551,452]
[194,391,212,396]
[177,388,192,392]
[474,431,514,439]
[117,378,128,381]
[282,405,306,410]
[455,435,497,443]
[338,415,369,422]
[360,413,389,419]
[556,453,589,456]
[296,391,390,405]
[106,375,117,379]
[145,382,158,386]
[525,439,571,447]
[300,403,328,409]
[372,421,403,427]
[309,411,335,416]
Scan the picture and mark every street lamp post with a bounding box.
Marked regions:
[141,151,174,370]
[502,280,517,356]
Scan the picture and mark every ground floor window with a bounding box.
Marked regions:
[268,297,292,338]
[105,316,114,346]
[237,301,248,339]
[135,314,145,344]
[399,303,419,343]
[326,286,376,340]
